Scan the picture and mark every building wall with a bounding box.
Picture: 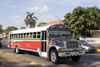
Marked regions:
[93,31,100,38]
[80,30,100,43]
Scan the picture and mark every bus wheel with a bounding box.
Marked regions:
[72,56,81,62]
[15,46,21,54]
[51,50,59,64]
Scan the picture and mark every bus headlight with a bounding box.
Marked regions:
[58,48,65,51]
[58,48,62,51]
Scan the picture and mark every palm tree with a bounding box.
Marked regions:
[24,12,38,28]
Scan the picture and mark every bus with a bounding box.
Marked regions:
[8,24,85,64]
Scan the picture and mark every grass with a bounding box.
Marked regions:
[0,52,43,67]
[0,52,31,63]
[89,43,100,47]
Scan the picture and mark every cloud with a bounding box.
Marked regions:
[39,5,48,12]
[6,0,13,3]
[39,14,55,22]
[23,5,49,12]
[23,6,39,11]
[10,15,24,24]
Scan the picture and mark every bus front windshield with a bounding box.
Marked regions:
[49,30,70,38]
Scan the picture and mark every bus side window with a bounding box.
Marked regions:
[17,34,20,38]
[23,33,25,38]
[26,33,29,38]
[21,33,23,38]
[33,32,36,38]
[12,34,13,38]
[11,34,12,38]
[17,34,19,38]
[30,32,32,38]
[37,32,40,38]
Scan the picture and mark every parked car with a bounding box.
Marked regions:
[0,40,2,47]
[79,40,97,53]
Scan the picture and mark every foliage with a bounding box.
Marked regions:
[0,25,3,33]
[64,6,100,37]
[24,12,38,28]
[4,26,18,34]
[20,26,26,29]
[38,22,47,26]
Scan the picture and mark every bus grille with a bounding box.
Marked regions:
[67,41,78,48]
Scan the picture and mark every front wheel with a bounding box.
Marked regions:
[72,56,81,62]
[50,50,59,64]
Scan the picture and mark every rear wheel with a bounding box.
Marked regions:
[0,44,2,47]
[15,46,21,54]
[50,50,59,64]
[72,56,81,62]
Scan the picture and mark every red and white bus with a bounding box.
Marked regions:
[8,24,85,64]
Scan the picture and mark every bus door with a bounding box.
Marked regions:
[41,31,47,58]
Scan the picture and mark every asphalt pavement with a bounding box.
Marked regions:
[0,43,100,67]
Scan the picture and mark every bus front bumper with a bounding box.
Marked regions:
[58,51,85,57]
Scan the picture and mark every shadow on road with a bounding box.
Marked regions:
[44,52,100,67]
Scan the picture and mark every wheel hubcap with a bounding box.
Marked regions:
[51,53,56,62]
[16,47,18,53]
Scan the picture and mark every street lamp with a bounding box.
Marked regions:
[55,16,61,24]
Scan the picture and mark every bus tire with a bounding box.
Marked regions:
[15,46,21,54]
[50,50,59,64]
[14,48,16,53]
[72,56,81,62]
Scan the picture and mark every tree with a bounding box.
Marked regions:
[20,26,26,29]
[24,12,38,28]
[38,22,47,26]
[64,6,100,37]
[0,25,3,33]
[4,26,18,34]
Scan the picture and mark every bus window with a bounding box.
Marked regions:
[33,32,36,38]
[20,33,23,38]
[30,32,32,38]
[61,31,70,38]
[27,33,29,38]
[19,34,21,38]
[37,32,40,38]
[49,31,60,38]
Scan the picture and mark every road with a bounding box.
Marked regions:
[0,43,100,67]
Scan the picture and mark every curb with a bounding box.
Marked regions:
[97,49,100,52]
[32,62,43,67]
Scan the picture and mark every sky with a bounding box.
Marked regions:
[0,0,100,29]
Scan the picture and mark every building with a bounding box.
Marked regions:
[39,20,63,27]
[80,30,100,43]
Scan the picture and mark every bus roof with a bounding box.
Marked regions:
[10,24,53,34]
[10,24,70,34]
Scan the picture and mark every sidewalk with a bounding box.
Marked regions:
[0,58,39,67]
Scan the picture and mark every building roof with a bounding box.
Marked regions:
[39,20,63,27]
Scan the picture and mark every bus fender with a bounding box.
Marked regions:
[48,46,58,61]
